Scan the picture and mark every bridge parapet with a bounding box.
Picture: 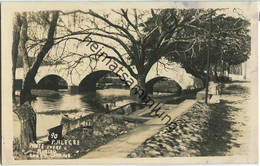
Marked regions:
[16,61,203,91]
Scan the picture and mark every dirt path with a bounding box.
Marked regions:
[220,83,251,156]
[199,82,253,156]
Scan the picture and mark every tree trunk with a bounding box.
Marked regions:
[136,72,147,103]
[14,102,37,151]
[19,13,30,78]
[227,64,230,77]
[19,13,33,105]
[222,62,225,77]
[214,64,219,82]
[12,14,22,101]
[137,73,147,94]
[130,71,148,103]
[20,71,35,105]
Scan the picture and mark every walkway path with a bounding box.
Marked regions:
[197,82,255,157]
[222,82,254,156]
[81,100,196,158]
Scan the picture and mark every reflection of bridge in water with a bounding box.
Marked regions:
[15,61,203,93]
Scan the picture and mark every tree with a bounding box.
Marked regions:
[219,16,250,76]
[49,9,212,95]
[163,9,250,83]
[12,11,59,150]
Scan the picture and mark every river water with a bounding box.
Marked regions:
[32,88,134,112]
[13,88,134,139]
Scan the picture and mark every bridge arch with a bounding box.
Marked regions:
[146,76,182,95]
[37,74,68,90]
[78,70,127,92]
[17,61,203,91]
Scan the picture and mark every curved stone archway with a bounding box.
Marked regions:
[146,62,204,90]
[146,76,182,95]
[78,70,125,92]
[79,70,111,92]
[37,74,68,90]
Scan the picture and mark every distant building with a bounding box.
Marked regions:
[229,62,247,81]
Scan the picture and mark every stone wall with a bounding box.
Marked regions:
[60,112,144,137]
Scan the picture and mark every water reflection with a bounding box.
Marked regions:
[31,89,131,113]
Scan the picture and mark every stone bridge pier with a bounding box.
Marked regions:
[68,85,80,93]
[15,60,204,93]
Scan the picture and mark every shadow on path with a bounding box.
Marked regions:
[199,100,240,156]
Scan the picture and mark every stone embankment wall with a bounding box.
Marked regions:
[60,111,145,137]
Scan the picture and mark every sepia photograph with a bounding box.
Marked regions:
[1,1,258,164]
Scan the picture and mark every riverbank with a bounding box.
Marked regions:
[128,82,251,157]
[13,113,143,160]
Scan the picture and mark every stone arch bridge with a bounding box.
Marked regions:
[15,60,203,93]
